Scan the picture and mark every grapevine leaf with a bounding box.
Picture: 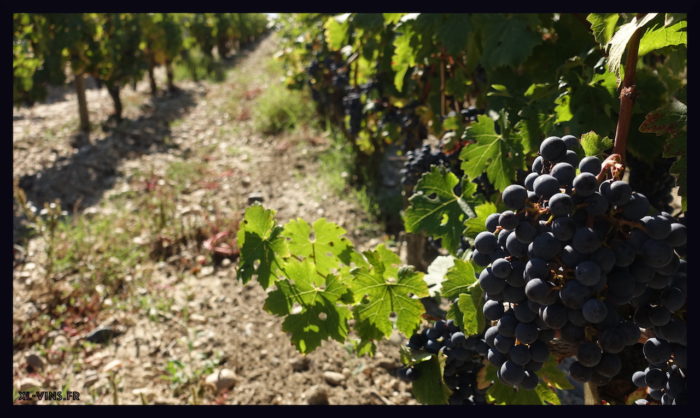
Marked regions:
[351,245,429,338]
[638,20,687,56]
[282,218,354,275]
[324,14,350,49]
[579,131,613,157]
[411,354,450,405]
[586,13,620,47]
[434,15,471,56]
[464,201,498,240]
[446,303,464,331]
[282,300,351,354]
[638,98,687,139]
[534,383,561,405]
[460,114,525,192]
[382,13,405,25]
[468,284,485,334]
[391,25,416,92]
[399,345,434,366]
[475,14,541,71]
[639,99,687,209]
[487,380,543,405]
[236,205,289,289]
[539,357,574,390]
[606,14,658,80]
[403,166,470,255]
[664,13,686,27]
[423,255,455,297]
[264,258,350,315]
[553,93,573,123]
[457,291,480,336]
[441,258,477,300]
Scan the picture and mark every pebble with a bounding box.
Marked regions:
[26,353,45,372]
[103,359,123,373]
[289,357,310,372]
[19,377,42,391]
[189,313,207,323]
[83,371,99,388]
[323,371,346,386]
[205,369,237,393]
[303,385,329,405]
[247,192,264,205]
[46,349,64,365]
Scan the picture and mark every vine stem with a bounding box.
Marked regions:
[612,13,646,164]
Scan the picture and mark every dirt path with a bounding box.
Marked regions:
[13,34,418,405]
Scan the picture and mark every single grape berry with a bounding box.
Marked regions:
[539,136,567,162]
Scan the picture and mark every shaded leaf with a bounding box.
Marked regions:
[236,205,289,289]
[403,166,471,255]
[412,354,450,404]
[460,114,525,192]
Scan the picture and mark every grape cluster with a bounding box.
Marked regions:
[342,90,363,136]
[472,135,686,400]
[400,144,454,186]
[630,256,687,405]
[460,106,484,123]
[400,319,489,405]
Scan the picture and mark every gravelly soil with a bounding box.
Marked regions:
[13,34,419,405]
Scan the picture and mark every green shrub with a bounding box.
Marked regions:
[252,83,315,135]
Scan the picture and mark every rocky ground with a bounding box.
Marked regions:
[13,34,419,405]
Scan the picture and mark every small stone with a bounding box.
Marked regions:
[189,314,207,324]
[132,388,155,402]
[221,258,231,267]
[19,377,42,391]
[83,371,99,388]
[323,371,346,386]
[205,369,237,393]
[290,357,310,372]
[241,177,251,187]
[46,349,64,365]
[303,385,329,405]
[103,359,123,373]
[26,353,45,372]
[247,192,264,205]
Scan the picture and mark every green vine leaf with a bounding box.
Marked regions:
[457,291,481,336]
[351,245,430,338]
[324,14,350,49]
[586,13,620,48]
[282,300,352,354]
[639,98,687,210]
[411,354,451,405]
[638,20,687,56]
[606,13,658,81]
[441,258,477,300]
[460,114,525,192]
[264,258,350,315]
[474,14,541,71]
[403,166,471,255]
[423,255,455,297]
[464,201,498,240]
[282,218,354,275]
[391,24,417,92]
[236,205,289,289]
[539,357,574,390]
[534,383,561,405]
[579,131,613,157]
